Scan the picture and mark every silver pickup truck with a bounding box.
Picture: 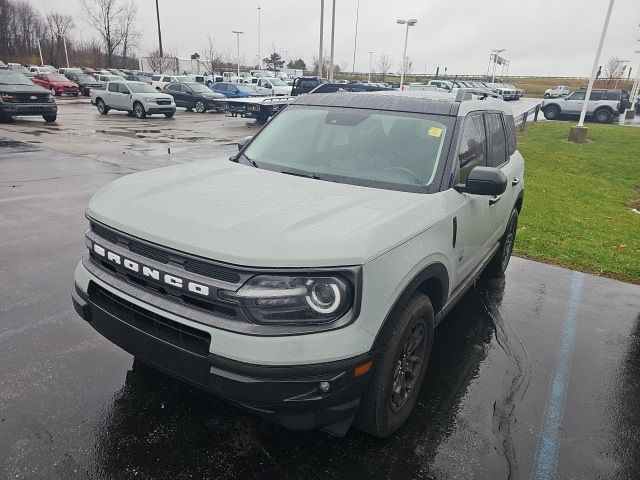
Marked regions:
[541,88,624,123]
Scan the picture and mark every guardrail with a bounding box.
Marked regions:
[515,104,541,132]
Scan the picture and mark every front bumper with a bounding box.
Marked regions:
[146,105,176,114]
[0,103,57,116]
[72,281,374,434]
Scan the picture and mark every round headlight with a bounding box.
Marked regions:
[306,279,343,314]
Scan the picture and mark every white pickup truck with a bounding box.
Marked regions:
[256,77,292,96]
[90,81,176,119]
[544,85,569,99]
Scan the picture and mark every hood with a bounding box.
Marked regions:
[202,92,225,99]
[51,80,78,87]
[87,159,448,268]
[138,92,173,100]
[0,83,49,94]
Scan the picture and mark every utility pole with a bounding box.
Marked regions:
[328,0,336,80]
[352,0,360,74]
[232,31,244,78]
[37,38,43,65]
[155,0,163,57]
[58,35,69,68]
[318,0,324,77]
[257,6,261,70]
[367,50,374,82]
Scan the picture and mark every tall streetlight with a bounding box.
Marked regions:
[367,51,374,82]
[490,49,505,83]
[232,31,244,78]
[569,0,615,142]
[57,34,69,68]
[397,18,417,89]
[628,48,640,119]
[318,0,324,77]
[328,0,336,81]
[352,0,360,74]
[155,0,163,57]
[37,38,43,65]
[257,6,261,70]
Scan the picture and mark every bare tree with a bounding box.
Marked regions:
[45,12,74,65]
[603,56,624,88]
[311,55,330,77]
[203,35,224,75]
[80,0,128,66]
[145,48,175,73]
[119,2,137,68]
[377,54,393,81]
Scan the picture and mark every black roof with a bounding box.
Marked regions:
[290,91,459,115]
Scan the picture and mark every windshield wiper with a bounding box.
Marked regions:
[280,170,320,180]
[240,152,259,168]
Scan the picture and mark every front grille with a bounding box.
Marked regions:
[13,94,49,103]
[91,222,242,284]
[156,99,171,105]
[88,282,211,356]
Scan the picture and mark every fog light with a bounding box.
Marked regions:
[319,381,330,393]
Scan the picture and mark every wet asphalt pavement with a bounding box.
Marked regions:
[1,100,639,480]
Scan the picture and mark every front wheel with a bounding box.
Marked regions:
[133,102,146,119]
[355,293,434,437]
[543,105,560,120]
[194,100,206,113]
[43,114,57,123]
[484,207,518,277]
[544,93,550,99]
[164,112,174,118]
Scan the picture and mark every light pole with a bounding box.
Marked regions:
[397,18,417,90]
[490,49,505,83]
[328,0,336,81]
[352,0,360,74]
[57,34,69,68]
[570,0,615,142]
[155,0,163,57]
[37,38,43,65]
[368,50,374,82]
[627,48,640,119]
[257,6,261,70]
[232,31,244,78]
[318,0,324,77]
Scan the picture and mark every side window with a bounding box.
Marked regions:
[589,91,603,101]
[485,113,507,167]
[458,114,486,183]
[166,83,178,91]
[108,83,119,92]
[568,91,586,101]
[118,83,130,94]
[215,84,227,92]
[602,91,620,101]
[504,115,516,155]
[151,75,160,81]
[181,84,191,93]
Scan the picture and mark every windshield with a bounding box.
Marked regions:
[46,74,69,82]
[268,78,287,86]
[237,84,260,93]
[242,106,452,191]
[0,72,34,85]
[76,74,96,83]
[128,82,156,93]
[175,76,190,82]
[188,83,213,93]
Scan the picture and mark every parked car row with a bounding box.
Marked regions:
[426,80,524,100]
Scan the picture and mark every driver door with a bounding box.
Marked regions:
[563,91,586,114]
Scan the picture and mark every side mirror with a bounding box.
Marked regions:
[454,166,507,196]
[237,135,252,151]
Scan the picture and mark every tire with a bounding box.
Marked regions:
[593,108,611,124]
[133,101,146,119]
[164,112,174,118]
[543,105,560,120]
[43,114,57,123]
[72,92,79,97]
[96,98,109,115]
[544,93,550,99]
[355,293,435,437]
[194,100,206,113]
[484,208,518,277]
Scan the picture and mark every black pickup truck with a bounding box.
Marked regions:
[0,70,57,122]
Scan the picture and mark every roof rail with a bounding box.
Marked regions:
[454,88,502,102]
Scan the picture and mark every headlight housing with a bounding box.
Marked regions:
[47,94,54,102]
[0,92,13,102]
[221,274,353,325]
[144,97,155,104]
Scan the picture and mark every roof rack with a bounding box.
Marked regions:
[454,88,502,102]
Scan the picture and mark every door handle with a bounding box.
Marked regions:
[489,195,501,206]
[511,177,520,187]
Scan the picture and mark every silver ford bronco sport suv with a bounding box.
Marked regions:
[72,89,524,437]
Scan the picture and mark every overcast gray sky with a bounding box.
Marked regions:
[35,0,640,76]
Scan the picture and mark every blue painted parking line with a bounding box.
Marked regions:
[532,271,585,480]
